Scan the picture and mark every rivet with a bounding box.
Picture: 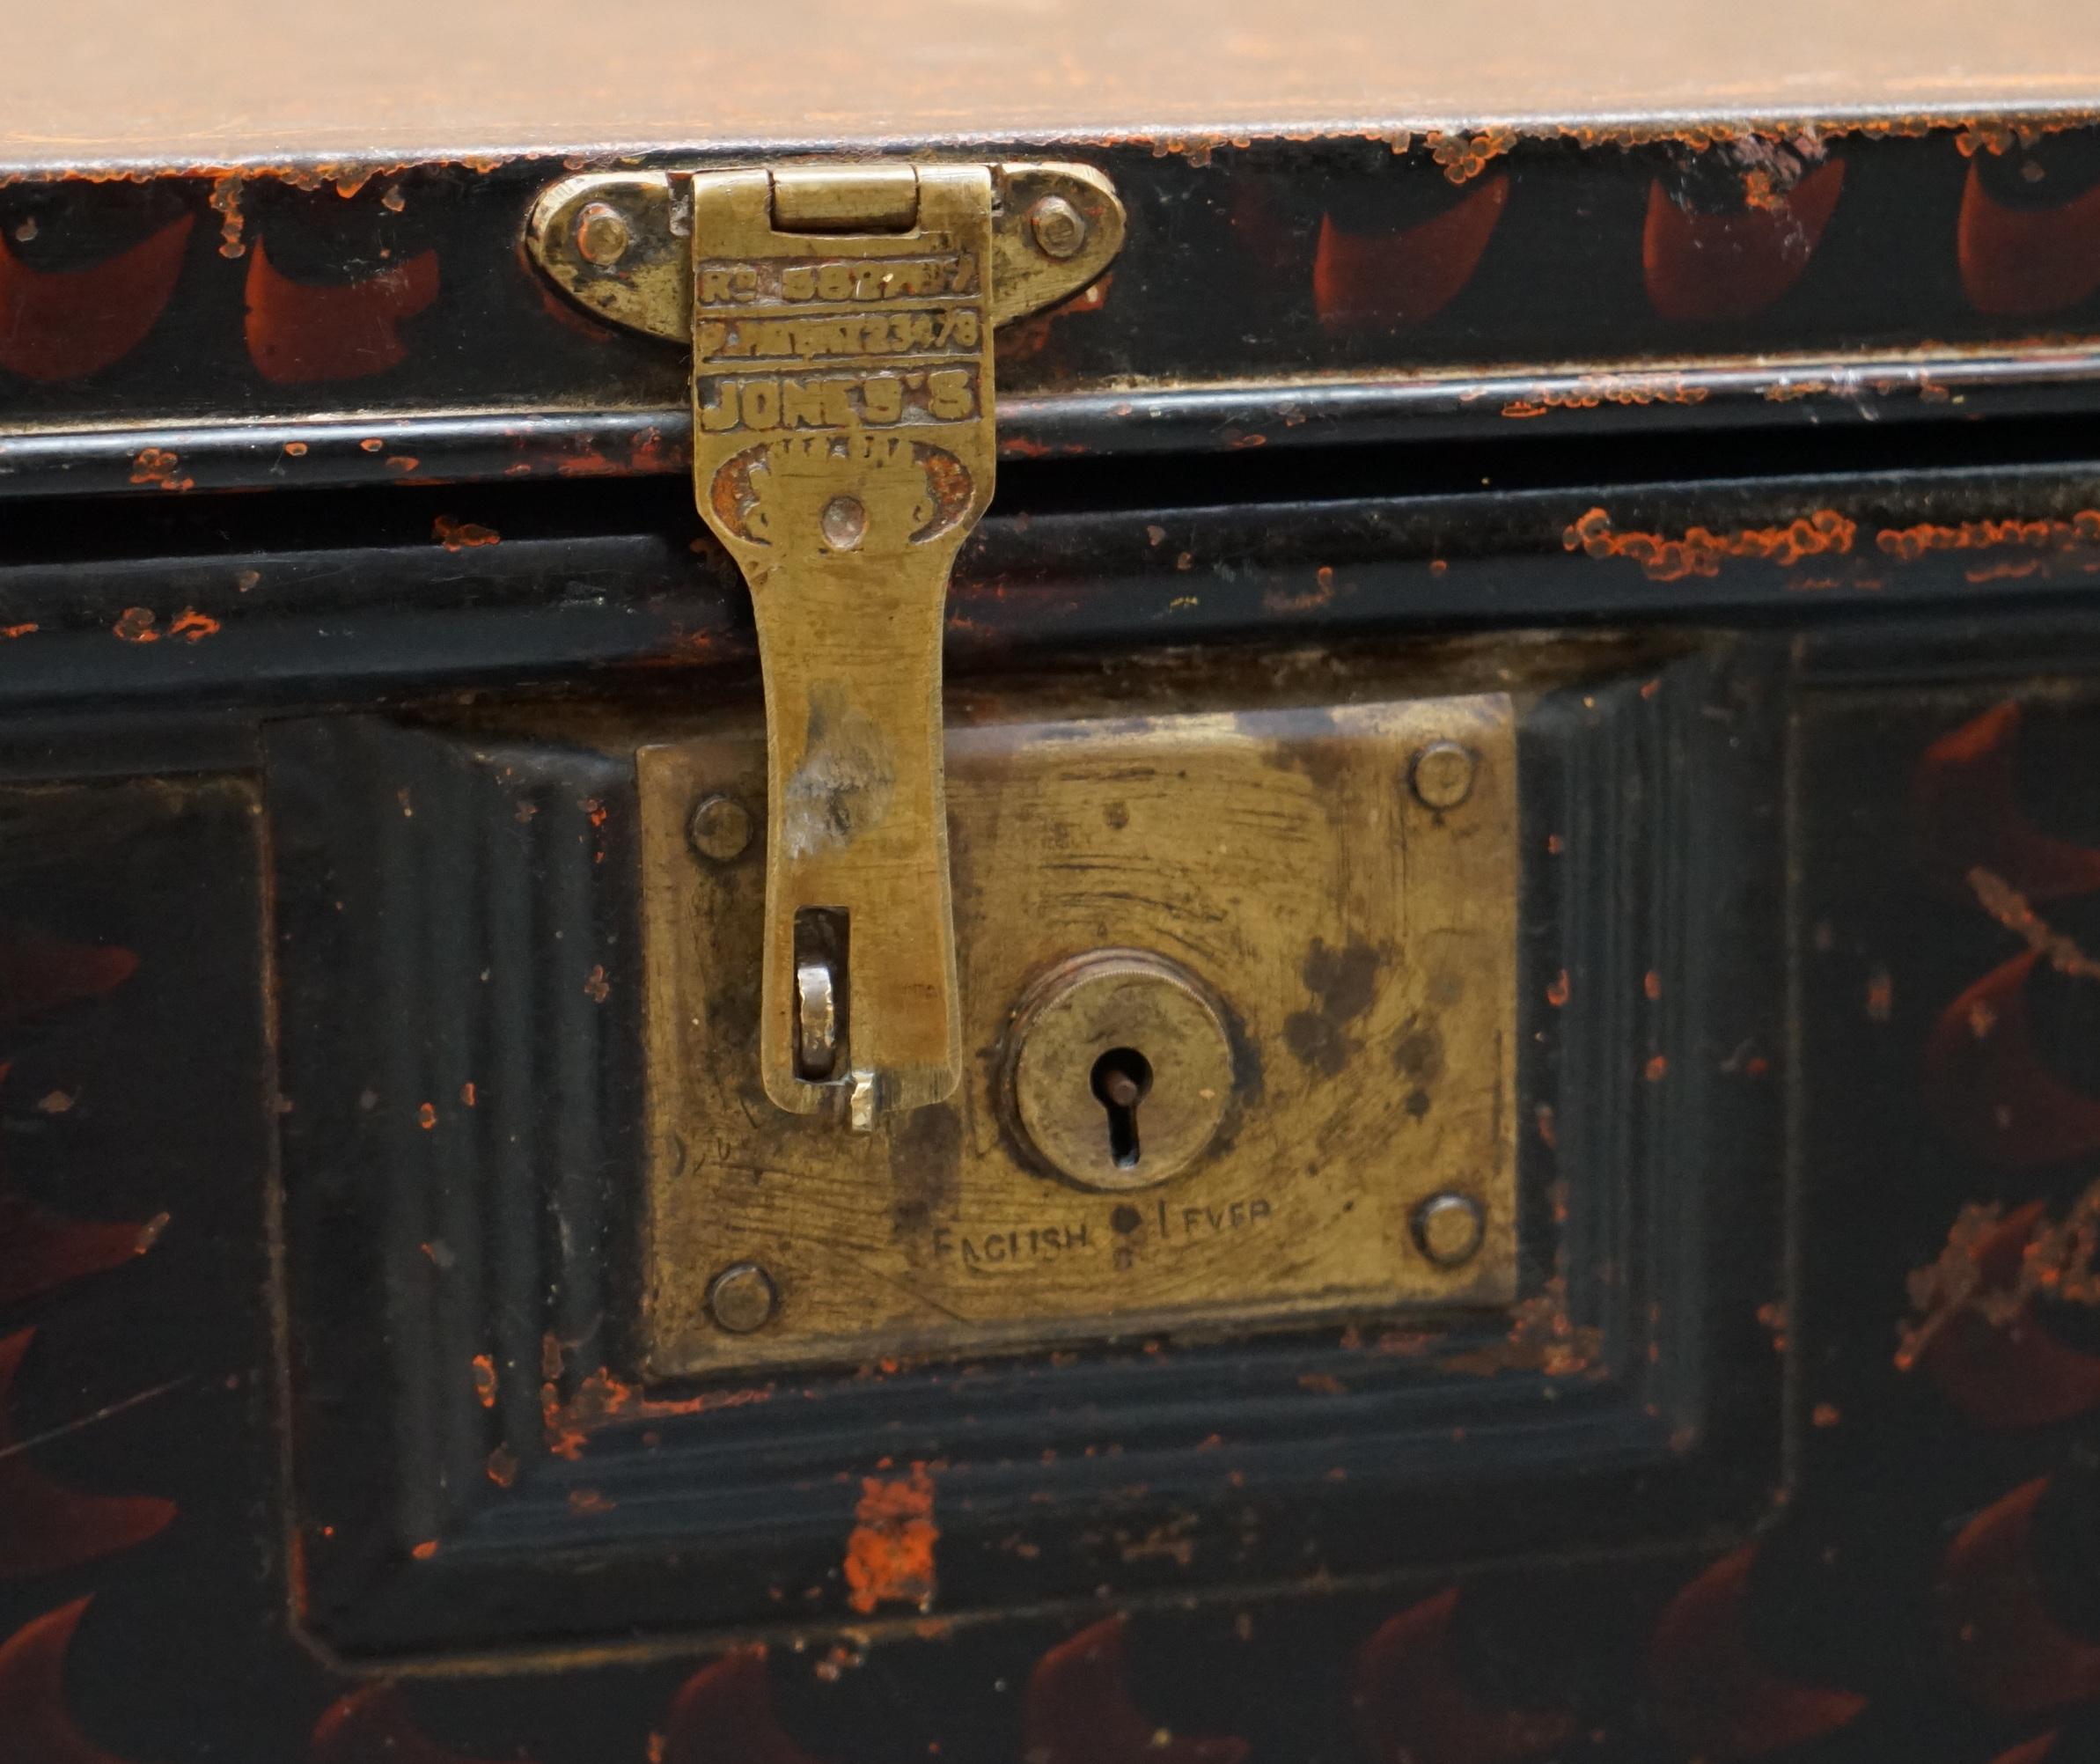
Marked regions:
[1028,194,1088,261]
[708,1261,778,1333]
[576,201,632,267]
[820,494,868,551]
[1410,741,1476,810]
[688,792,753,863]
[1412,1192,1487,1268]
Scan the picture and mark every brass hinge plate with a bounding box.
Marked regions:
[526,162,1124,345]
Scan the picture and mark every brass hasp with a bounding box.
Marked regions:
[528,160,1125,1129]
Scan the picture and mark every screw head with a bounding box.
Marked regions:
[1028,194,1089,261]
[576,201,632,266]
[1412,1192,1487,1268]
[1410,741,1477,811]
[708,1261,778,1333]
[688,793,753,863]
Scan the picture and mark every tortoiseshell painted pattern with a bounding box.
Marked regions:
[4,125,2100,493]
[4,94,2100,1764]
[0,627,2090,1760]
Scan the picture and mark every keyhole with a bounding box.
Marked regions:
[1090,1047,1154,1169]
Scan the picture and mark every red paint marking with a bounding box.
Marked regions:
[539,1364,770,1460]
[0,1331,174,1582]
[1882,513,2100,565]
[1353,1587,1572,1764]
[1502,377,1708,420]
[660,1647,832,1764]
[126,448,189,492]
[167,609,219,643]
[0,1599,143,1764]
[1990,1735,2060,1764]
[312,1683,532,1764]
[0,1190,165,1312]
[1429,129,1516,186]
[432,516,500,551]
[1025,1615,1249,1764]
[0,938,159,1310]
[843,1464,937,1615]
[0,216,192,383]
[1914,702,2100,901]
[1941,1478,2100,1713]
[1565,507,1855,581]
[1960,162,2100,318]
[0,932,141,1020]
[1224,179,1305,281]
[1904,1197,2100,1427]
[244,241,438,385]
[1926,953,2100,1169]
[209,177,246,259]
[1313,175,1508,332]
[1648,1545,1867,1756]
[1643,161,1846,323]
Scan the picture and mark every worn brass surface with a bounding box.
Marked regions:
[983,163,1124,334]
[687,164,996,1121]
[530,160,1124,1128]
[640,689,1520,1376]
[771,164,922,232]
[525,173,689,342]
[527,164,1124,346]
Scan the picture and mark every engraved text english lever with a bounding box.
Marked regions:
[527,161,1126,1127]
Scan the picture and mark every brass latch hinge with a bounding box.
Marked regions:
[526,162,1124,1128]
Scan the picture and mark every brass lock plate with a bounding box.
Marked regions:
[639,687,1519,1376]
